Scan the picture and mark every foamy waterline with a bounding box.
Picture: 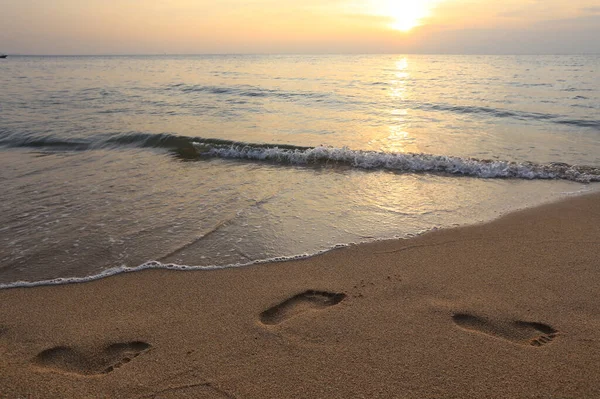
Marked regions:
[1,184,596,290]
[0,245,350,290]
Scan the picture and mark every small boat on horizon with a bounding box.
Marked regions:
[0,55,7,59]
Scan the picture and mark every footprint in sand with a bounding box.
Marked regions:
[452,313,558,347]
[260,290,346,325]
[34,341,151,375]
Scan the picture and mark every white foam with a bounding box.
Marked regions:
[195,144,600,183]
[0,245,350,290]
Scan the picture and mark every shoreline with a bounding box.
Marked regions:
[1,185,595,290]
[1,192,600,398]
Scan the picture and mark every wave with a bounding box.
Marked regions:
[166,83,331,101]
[162,83,600,130]
[0,134,92,150]
[1,132,600,183]
[57,80,596,130]
[417,103,600,130]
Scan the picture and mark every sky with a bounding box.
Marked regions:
[2,0,600,55]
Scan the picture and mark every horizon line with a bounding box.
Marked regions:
[4,52,600,57]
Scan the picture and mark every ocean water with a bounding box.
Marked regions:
[1,54,599,287]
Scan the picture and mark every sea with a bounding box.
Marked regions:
[1,54,599,288]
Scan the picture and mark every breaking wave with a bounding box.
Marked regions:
[1,131,600,183]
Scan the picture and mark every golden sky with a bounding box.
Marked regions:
[2,0,600,54]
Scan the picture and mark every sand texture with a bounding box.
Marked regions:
[1,193,600,398]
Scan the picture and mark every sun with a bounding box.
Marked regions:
[372,0,437,32]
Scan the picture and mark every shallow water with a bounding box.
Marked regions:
[1,55,599,286]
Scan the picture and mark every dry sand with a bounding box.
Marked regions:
[1,193,600,398]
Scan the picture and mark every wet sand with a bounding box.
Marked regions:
[1,193,600,398]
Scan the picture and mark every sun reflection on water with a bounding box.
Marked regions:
[383,57,414,153]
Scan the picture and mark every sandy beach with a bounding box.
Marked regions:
[1,192,599,399]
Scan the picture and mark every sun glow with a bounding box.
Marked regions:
[372,0,437,31]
